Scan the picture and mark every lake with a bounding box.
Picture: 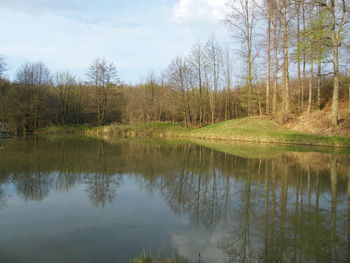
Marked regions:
[0,136,349,263]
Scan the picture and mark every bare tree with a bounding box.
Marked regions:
[281,0,290,118]
[272,0,279,115]
[55,72,76,124]
[87,58,119,125]
[318,0,349,125]
[296,0,303,111]
[204,35,222,123]
[16,62,51,86]
[265,0,273,115]
[225,0,257,116]
[188,41,205,126]
[14,62,53,131]
[0,56,8,79]
[302,0,307,112]
[167,57,192,127]
[222,44,234,120]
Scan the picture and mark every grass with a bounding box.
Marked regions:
[86,122,191,137]
[86,118,350,148]
[28,117,350,148]
[35,124,92,134]
[130,252,190,263]
[186,118,350,147]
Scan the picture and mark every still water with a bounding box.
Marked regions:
[0,136,349,263]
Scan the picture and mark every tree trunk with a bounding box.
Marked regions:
[297,0,302,112]
[331,0,339,126]
[331,44,340,126]
[199,75,203,127]
[317,55,322,110]
[247,41,253,117]
[258,87,263,119]
[281,0,289,117]
[246,0,253,117]
[301,1,306,112]
[266,1,271,115]
[307,57,314,114]
[272,0,278,115]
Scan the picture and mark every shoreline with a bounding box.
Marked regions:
[84,118,350,148]
[32,118,350,148]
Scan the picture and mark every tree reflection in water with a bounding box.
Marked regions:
[0,136,349,262]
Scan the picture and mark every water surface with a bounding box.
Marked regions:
[0,136,349,262]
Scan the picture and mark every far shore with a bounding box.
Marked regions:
[32,117,350,148]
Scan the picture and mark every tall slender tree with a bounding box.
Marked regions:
[265,0,273,115]
[87,58,119,125]
[188,41,205,126]
[272,0,279,115]
[281,0,290,118]
[204,35,222,123]
[225,0,257,116]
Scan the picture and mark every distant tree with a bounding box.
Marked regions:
[16,62,51,86]
[10,62,54,132]
[222,44,234,120]
[87,58,119,125]
[0,57,9,122]
[0,56,8,79]
[188,41,205,126]
[55,72,77,124]
[167,57,192,127]
[204,35,222,123]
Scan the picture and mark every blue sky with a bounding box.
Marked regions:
[0,0,230,84]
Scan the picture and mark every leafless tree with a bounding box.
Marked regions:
[0,56,8,79]
[55,71,76,124]
[225,0,257,116]
[188,41,205,126]
[204,35,222,123]
[317,0,349,125]
[16,62,51,86]
[167,57,192,127]
[87,58,119,125]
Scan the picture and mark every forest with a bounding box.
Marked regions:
[0,0,349,133]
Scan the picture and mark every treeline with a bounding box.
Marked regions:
[0,0,349,131]
[0,58,125,132]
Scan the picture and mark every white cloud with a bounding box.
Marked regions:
[171,225,229,262]
[173,0,227,24]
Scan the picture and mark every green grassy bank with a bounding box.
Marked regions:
[85,118,350,148]
[35,124,92,134]
[33,118,350,147]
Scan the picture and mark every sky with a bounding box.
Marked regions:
[0,0,230,84]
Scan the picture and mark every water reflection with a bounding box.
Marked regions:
[0,136,349,262]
